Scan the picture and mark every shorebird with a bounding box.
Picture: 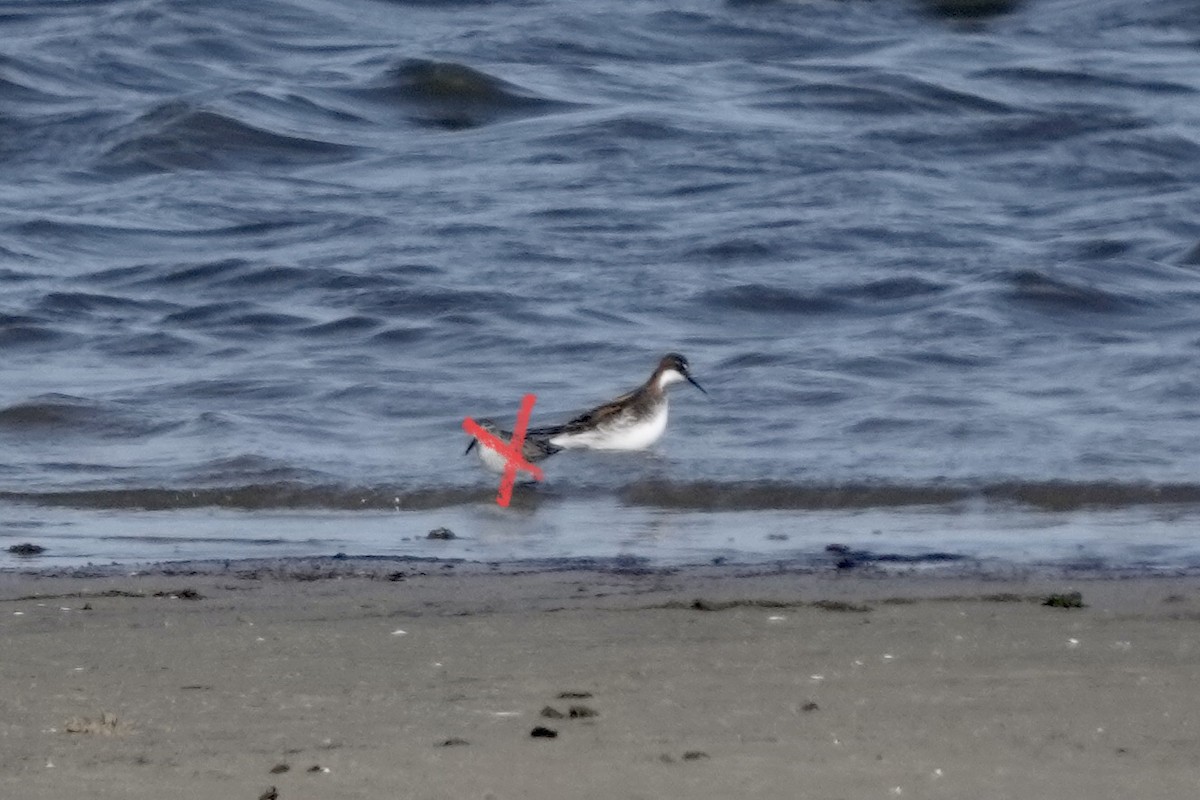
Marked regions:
[465,418,560,474]
[536,353,706,451]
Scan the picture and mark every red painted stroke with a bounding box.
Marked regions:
[462,393,544,507]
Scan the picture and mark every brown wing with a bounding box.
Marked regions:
[523,436,562,462]
[549,388,639,435]
[526,388,641,439]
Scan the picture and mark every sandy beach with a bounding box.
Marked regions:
[2,558,1198,799]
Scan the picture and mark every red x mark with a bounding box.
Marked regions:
[462,393,544,507]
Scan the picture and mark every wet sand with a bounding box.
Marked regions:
[2,559,1199,799]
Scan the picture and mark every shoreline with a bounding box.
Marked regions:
[6,551,1200,583]
[7,489,1200,573]
[4,559,1199,798]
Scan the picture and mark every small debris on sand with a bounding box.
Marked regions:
[540,706,565,719]
[7,543,45,556]
[810,599,872,613]
[427,527,456,540]
[801,701,820,712]
[530,726,558,738]
[269,763,290,774]
[568,705,598,719]
[438,738,469,747]
[557,691,593,699]
[64,711,122,735]
[682,750,710,761]
[258,787,278,800]
[1043,591,1085,609]
[152,588,203,600]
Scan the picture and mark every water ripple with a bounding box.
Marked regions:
[3,0,1200,567]
[351,58,578,130]
[98,100,356,174]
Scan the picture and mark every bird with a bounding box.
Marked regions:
[465,418,561,474]
[534,353,706,451]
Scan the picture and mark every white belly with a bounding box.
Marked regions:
[475,442,511,473]
[552,404,668,451]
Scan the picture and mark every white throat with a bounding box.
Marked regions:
[657,368,685,390]
[475,441,510,473]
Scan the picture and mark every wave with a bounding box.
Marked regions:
[751,72,1014,118]
[0,315,72,348]
[98,100,355,174]
[700,277,948,315]
[976,66,1195,96]
[0,484,489,512]
[920,0,1023,20]
[6,479,1200,513]
[0,395,177,439]
[352,58,576,130]
[36,291,174,318]
[1004,269,1147,314]
[700,283,848,315]
[621,480,1200,511]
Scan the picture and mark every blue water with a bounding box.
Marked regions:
[3,0,1200,569]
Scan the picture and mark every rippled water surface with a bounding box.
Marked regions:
[3,0,1200,567]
